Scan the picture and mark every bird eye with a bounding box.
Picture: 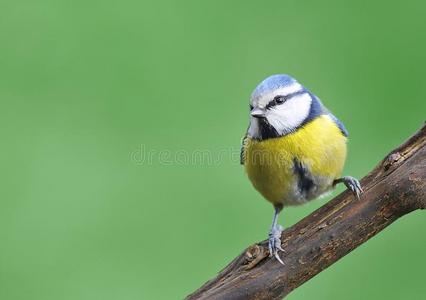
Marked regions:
[249,104,254,111]
[274,96,286,104]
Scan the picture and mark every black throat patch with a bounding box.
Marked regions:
[257,118,280,140]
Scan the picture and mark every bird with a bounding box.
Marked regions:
[240,74,362,264]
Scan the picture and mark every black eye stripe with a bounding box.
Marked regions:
[274,95,286,104]
[266,90,308,109]
[266,96,287,109]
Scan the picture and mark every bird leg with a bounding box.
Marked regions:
[268,204,284,265]
[333,176,363,199]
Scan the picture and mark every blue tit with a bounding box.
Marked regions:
[240,74,362,264]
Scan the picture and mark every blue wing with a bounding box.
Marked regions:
[328,113,348,137]
[308,92,348,137]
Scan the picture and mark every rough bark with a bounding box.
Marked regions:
[187,123,426,300]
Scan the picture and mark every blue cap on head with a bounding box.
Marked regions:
[251,74,297,100]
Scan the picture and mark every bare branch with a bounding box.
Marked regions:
[187,123,426,300]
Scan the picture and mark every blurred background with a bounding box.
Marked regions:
[1,0,425,299]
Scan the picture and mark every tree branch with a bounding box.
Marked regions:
[187,123,426,300]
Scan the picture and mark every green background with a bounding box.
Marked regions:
[1,0,425,299]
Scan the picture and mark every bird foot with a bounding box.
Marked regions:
[268,225,284,265]
[339,176,363,199]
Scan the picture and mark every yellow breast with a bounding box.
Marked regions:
[244,114,347,205]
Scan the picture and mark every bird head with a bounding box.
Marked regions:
[248,74,321,140]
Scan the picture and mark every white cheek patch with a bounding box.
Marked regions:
[266,93,312,134]
[252,82,303,108]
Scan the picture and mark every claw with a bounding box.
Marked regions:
[356,180,363,193]
[274,251,285,265]
[268,225,284,265]
[341,176,363,199]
